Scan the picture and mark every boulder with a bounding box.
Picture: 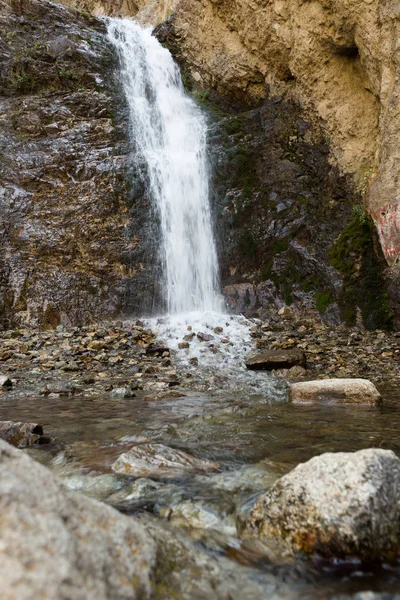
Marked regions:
[112,443,220,478]
[0,439,156,600]
[40,383,76,396]
[246,349,306,371]
[0,421,50,447]
[289,378,382,405]
[244,449,400,560]
[223,283,258,314]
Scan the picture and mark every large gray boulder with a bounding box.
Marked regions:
[0,439,156,600]
[244,449,400,559]
[289,378,382,405]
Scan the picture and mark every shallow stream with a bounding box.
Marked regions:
[2,379,400,599]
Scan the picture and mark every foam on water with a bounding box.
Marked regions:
[148,311,286,398]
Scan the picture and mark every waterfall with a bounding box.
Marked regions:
[107,19,224,315]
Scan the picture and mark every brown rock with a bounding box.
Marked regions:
[0,421,50,447]
[246,349,306,371]
[289,378,382,405]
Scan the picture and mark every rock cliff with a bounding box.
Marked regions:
[0,0,158,328]
[153,0,400,323]
[2,0,399,328]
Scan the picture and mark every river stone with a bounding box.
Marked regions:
[0,375,12,389]
[112,443,220,477]
[0,421,49,447]
[289,378,382,405]
[244,449,400,559]
[245,349,306,370]
[109,387,135,399]
[0,439,156,599]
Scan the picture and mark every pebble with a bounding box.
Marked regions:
[0,323,179,398]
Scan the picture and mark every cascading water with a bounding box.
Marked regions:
[107,19,223,315]
[107,18,283,397]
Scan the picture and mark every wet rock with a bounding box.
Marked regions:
[244,449,400,560]
[289,378,382,405]
[112,443,220,478]
[109,387,135,400]
[183,332,195,341]
[40,383,76,396]
[223,284,257,314]
[178,341,190,349]
[64,474,125,501]
[0,375,12,389]
[0,421,49,448]
[145,343,170,356]
[108,478,184,511]
[0,0,136,329]
[246,349,306,371]
[0,438,156,599]
[165,499,237,536]
[197,332,214,342]
[189,357,199,366]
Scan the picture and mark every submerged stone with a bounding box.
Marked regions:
[244,449,400,560]
[112,443,220,478]
[289,378,382,405]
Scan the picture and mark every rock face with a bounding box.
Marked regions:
[152,0,400,325]
[244,449,400,560]
[0,0,158,329]
[208,94,391,329]
[112,443,220,477]
[154,0,400,284]
[289,378,382,405]
[246,349,306,371]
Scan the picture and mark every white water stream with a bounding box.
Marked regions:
[107,20,282,396]
[107,19,223,315]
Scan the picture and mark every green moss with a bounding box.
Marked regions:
[328,209,393,329]
[59,69,79,81]
[273,238,289,254]
[239,228,258,258]
[193,88,209,102]
[315,290,333,313]
[224,118,242,135]
[11,68,36,93]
